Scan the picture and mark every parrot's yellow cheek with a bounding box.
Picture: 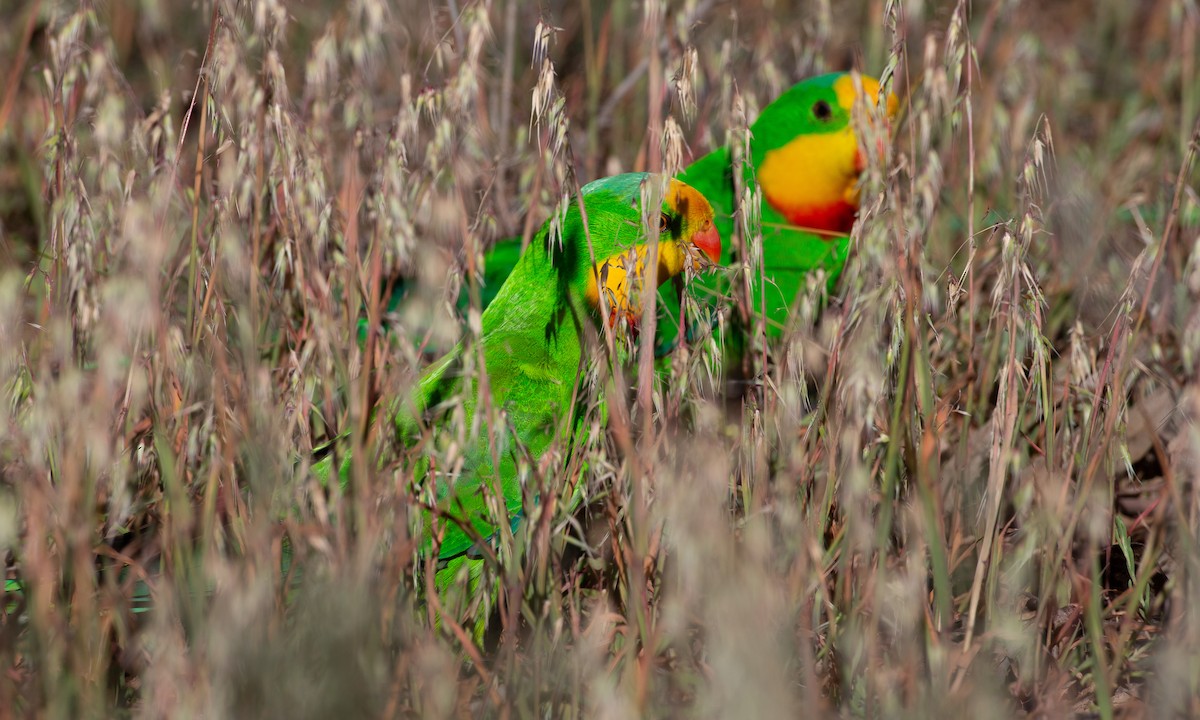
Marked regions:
[586,250,645,327]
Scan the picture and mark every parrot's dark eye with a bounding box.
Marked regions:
[659,212,671,234]
[813,99,833,120]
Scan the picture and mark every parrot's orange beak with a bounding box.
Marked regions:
[691,218,721,265]
[853,84,899,174]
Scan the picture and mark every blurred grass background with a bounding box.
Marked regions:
[1,0,1199,717]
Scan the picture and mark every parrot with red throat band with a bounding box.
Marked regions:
[672,72,898,343]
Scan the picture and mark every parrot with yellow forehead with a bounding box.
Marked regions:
[670,71,898,343]
[319,173,720,592]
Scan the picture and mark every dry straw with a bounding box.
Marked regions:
[0,0,1197,717]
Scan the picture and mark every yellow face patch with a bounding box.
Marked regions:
[583,244,656,323]
[585,178,718,324]
[757,74,899,234]
[757,124,861,226]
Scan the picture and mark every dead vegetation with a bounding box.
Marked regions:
[1,0,1198,717]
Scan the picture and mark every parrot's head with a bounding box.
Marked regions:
[583,174,720,327]
[751,72,899,235]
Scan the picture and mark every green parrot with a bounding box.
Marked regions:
[670,72,898,343]
[322,173,720,589]
[371,73,897,356]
